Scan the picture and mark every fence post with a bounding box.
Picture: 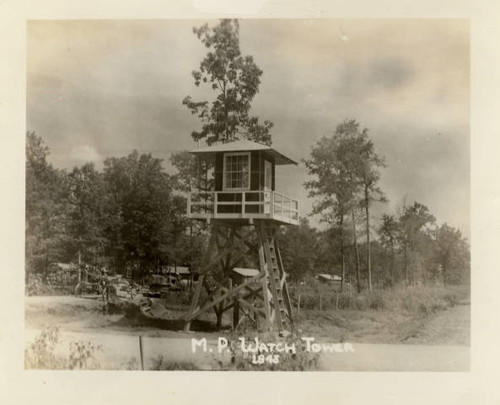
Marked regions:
[319,293,322,311]
[297,293,301,316]
[139,335,144,371]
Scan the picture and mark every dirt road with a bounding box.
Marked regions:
[24,327,469,371]
[403,303,470,345]
[24,296,470,371]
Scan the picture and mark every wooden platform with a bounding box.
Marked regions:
[187,190,299,226]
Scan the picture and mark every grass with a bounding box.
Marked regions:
[150,355,200,370]
[293,284,469,315]
[293,284,470,344]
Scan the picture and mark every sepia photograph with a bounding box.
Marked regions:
[24,18,471,372]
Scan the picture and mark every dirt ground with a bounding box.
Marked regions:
[24,294,470,371]
[296,304,470,345]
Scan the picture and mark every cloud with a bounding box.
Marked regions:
[367,57,414,89]
[26,19,470,237]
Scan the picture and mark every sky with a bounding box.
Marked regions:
[26,19,470,238]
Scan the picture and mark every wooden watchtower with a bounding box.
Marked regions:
[184,140,299,332]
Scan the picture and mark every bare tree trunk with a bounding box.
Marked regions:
[340,214,345,293]
[364,188,372,291]
[78,246,82,283]
[403,244,409,285]
[442,255,449,286]
[390,242,395,287]
[351,209,361,293]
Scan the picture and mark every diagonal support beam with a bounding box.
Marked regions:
[184,273,265,322]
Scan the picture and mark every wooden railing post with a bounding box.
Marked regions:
[242,192,246,217]
[213,192,218,218]
[270,191,274,218]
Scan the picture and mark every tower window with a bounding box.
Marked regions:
[223,153,250,190]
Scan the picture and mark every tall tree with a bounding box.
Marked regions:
[398,201,436,285]
[66,163,107,267]
[25,132,70,279]
[169,151,199,192]
[304,121,361,291]
[355,125,386,291]
[433,224,470,285]
[103,151,184,279]
[351,208,362,292]
[183,19,273,145]
[378,214,399,286]
[277,217,319,282]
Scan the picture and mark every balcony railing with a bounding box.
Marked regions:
[187,190,299,225]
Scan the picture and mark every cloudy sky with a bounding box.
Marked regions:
[27,19,470,238]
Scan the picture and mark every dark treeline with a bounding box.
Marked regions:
[278,212,470,289]
[26,129,469,289]
[25,131,208,282]
[283,119,470,289]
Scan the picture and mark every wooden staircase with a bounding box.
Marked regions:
[258,223,294,332]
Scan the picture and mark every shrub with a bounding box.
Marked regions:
[353,295,368,311]
[150,355,199,370]
[121,356,139,370]
[442,292,459,307]
[25,325,102,370]
[367,292,386,310]
[25,274,60,296]
[24,325,62,369]
[214,332,320,371]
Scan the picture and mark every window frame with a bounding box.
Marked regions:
[264,159,273,191]
[222,152,251,191]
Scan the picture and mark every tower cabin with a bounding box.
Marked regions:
[187,140,299,225]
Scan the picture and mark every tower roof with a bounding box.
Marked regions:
[190,139,297,165]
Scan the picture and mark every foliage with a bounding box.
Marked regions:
[183,19,273,145]
[169,151,199,192]
[66,163,108,264]
[25,325,102,370]
[433,223,470,285]
[277,217,319,282]
[26,132,205,285]
[25,129,469,295]
[304,120,360,225]
[25,132,71,278]
[102,151,186,279]
[25,273,55,296]
[378,214,399,284]
[214,332,320,371]
[150,355,200,370]
[304,119,385,291]
[397,200,436,285]
[354,122,386,292]
[121,356,139,370]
